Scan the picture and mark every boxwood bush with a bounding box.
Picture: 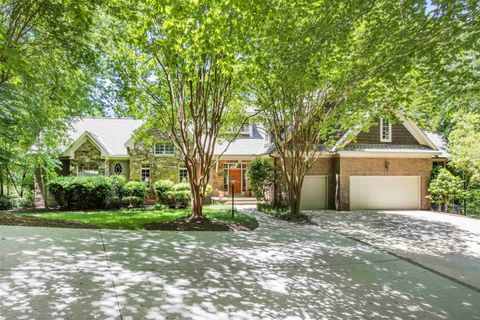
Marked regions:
[122,181,146,207]
[48,176,113,210]
[154,180,213,208]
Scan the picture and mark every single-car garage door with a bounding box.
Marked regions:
[350,176,420,210]
[301,176,328,210]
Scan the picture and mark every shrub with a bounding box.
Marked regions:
[248,157,275,201]
[428,168,464,213]
[108,175,127,208]
[122,181,146,207]
[48,176,113,210]
[0,195,12,210]
[154,179,175,203]
[10,197,34,209]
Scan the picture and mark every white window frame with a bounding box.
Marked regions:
[140,164,151,186]
[240,125,253,136]
[77,163,99,176]
[380,118,392,142]
[154,142,174,156]
[179,167,188,183]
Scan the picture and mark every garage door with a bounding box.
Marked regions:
[350,176,420,210]
[301,176,328,210]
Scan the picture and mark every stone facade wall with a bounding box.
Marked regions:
[128,130,181,190]
[337,157,432,210]
[70,139,106,175]
[107,160,130,179]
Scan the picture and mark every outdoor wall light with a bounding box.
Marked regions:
[385,161,390,170]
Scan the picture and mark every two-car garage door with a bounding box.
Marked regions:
[350,176,420,210]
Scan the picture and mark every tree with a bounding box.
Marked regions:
[428,168,464,213]
[448,112,480,215]
[248,157,275,203]
[0,0,106,198]
[113,0,256,219]
[251,0,479,216]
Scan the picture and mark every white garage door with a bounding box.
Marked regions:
[301,176,328,210]
[350,176,420,210]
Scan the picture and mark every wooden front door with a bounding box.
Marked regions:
[228,170,242,194]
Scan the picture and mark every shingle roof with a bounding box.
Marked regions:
[214,126,270,156]
[425,131,449,158]
[63,118,143,156]
[340,144,437,152]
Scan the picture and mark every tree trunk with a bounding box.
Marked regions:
[190,184,204,219]
[288,185,302,216]
[0,168,3,196]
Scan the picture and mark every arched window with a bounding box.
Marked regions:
[113,163,123,175]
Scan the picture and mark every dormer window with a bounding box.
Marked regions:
[240,125,253,136]
[380,118,392,142]
[154,142,174,155]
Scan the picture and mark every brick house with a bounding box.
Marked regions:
[35,116,447,210]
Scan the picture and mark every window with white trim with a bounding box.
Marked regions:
[240,125,252,136]
[380,118,392,142]
[78,164,99,176]
[154,142,174,155]
[141,164,151,185]
[179,167,188,182]
[113,163,123,175]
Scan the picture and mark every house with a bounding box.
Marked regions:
[34,116,447,211]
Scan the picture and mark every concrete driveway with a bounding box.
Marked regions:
[309,210,480,291]
[0,210,479,320]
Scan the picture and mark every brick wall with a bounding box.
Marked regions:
[338,157,433,210]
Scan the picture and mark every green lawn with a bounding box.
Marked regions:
[20,205,257,230]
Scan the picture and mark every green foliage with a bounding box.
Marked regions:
[22,205,258,230]
[428,168,464,212]
[257,203,310,222]
[122,181,146,207]
[154,179,175,203]
[0,195,12,210]
[248,158,275,201]
[154,180,213,208]
[10,197,34,209]
[108,175,127,208]
[48,176,113,210]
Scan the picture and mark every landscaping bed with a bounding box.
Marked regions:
[15,205,258,231]
[257,203,315,224]
[0,212,97,229]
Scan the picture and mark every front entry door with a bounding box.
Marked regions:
[228,170,242,194]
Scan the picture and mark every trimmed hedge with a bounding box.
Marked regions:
[154,180,213,208]
[48,176,113,210]
[122,181,146,207]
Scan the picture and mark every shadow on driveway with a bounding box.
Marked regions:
[308,209,480,291]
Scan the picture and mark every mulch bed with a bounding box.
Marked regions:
[0,213,97,229]
[145,217,255,231]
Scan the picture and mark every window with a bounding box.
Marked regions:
[240,125,252,136]
[113,163,123,175]
[154,142,174,155]
[179,167,188,182]
[380,118,392,142]
[141,164,151,185]
[78,163,99,176]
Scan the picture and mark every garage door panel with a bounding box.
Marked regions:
[301,176,327,210]
[350,176,420,210]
